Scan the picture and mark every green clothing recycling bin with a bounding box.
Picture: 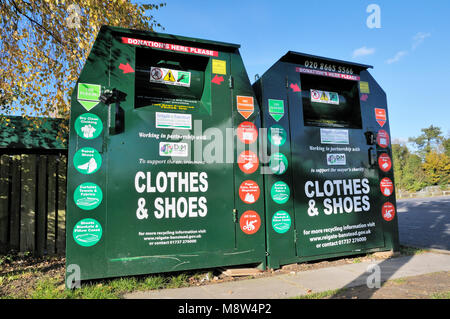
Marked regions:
[66,26,266,281]
[253,51,399,269]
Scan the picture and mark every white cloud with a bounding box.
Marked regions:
[386,51,408,64]
[412,32,431,50]
[352,46,376,58]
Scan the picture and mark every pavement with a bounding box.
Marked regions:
[124,252,450,299]
[124,196,450,299]
[397,195,450,250]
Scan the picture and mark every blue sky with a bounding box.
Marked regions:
[150,0,450,142]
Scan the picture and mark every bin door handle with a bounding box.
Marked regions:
[368,147,377,166]
[100,88,126,135]
[364,131,376,145]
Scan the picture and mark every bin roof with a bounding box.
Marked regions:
[0,116,67,152]
[104,25,241,51]
[281,51,373,72]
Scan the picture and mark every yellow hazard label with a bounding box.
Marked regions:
[163,70,175,82]
[212,59,227,75]
[359,81,370,94]
[320,92,329,101]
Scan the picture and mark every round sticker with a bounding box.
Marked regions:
[239,180,260,204]
[74,182,103,210]
[271,181,290,204]
[269,153,288,175]
[268,124,287,147]
[73,147,102,175]
[380,177,394,197]
[378,153,392,172]
[238,150,259,174]
[74,113,103,140]
[382,202,396,221]
[237,121,258,144]
[239,210,261,235]
[376,130,390,148]
[73,218,102,247]
[272,211,291,234]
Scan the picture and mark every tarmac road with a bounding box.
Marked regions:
[397,195,450,251]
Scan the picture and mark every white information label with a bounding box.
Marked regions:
[320,128,349,145]
[155,112,192,130]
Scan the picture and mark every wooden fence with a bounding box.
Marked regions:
[0,153,67,256]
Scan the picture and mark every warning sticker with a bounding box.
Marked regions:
[150,67,191,87]
[212,59,227,75]
[375,108,387,127]
[237,96,254,119]
[311,89,339,105]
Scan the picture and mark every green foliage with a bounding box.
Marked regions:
[393,125,449,192]
[0,0,165,141]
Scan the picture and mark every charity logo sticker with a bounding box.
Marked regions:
[269,152,288,175]
[73,147,102,175]
[237,96,254,119]
[239,180,260,204]
[271,181,290,204]
[378,153,392,172]
[238,150,259,174]
[268,124,287,147]
[382,202,396,222]
[237,121,258,144]
[77,83,101,111]
[239,210,261,235]
[73,218,102,247]
[326,153,346,166]
[268,99,285,122]
[159,142,188,157]
[380,177,394,197]
[74,182,103,211]
[375,108,387,127]
[272,211,291,234]
[377,130,390,148]
[74,113,103,140]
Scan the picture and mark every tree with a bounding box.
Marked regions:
[392,143,427,191]
[0,0,165,138]
[409,125,444,156]
[444,137,450,158]
[422,151,450,186]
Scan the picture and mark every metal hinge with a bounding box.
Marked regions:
[294,229,298,243]
[229,75,234,89]
[232,208,238,223]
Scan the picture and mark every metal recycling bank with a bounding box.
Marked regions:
[66,26,399,283]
